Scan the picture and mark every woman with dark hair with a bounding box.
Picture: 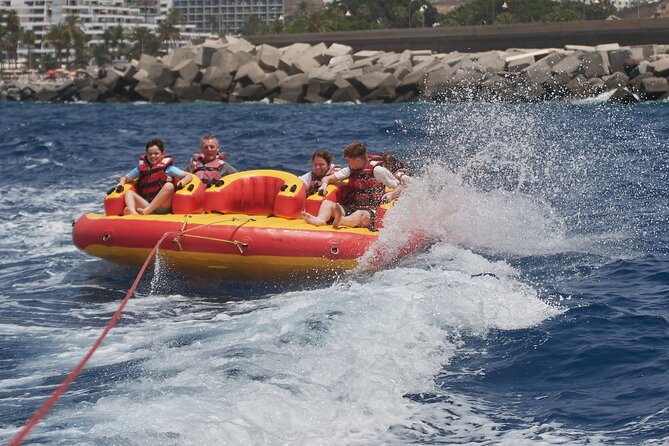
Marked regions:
[116,139,192,215]
[299,149,338,196]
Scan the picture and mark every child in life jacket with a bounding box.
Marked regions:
[299,149,339,195]
[116,138,193,215]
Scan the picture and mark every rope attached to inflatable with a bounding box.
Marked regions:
[9,216,257,445]
[8,231,175,446]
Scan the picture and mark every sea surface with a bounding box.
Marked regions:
[0,99,667,445]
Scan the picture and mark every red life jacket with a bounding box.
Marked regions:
[137,154,173,201]
[307,164,339,195]
[190,153,228,183]
[343,159,385,210]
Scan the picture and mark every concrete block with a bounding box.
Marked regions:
[581,52,609,78]
[194,44,217,68]
[165,47,195,69]
[257,44,281,71]
[138,54,158,72]
[173,59,201,84]
[237,83,267,101]
[607,87,639,104]
[328,54,353,69]
[201,66,233,92]
[234,61,266,86]
[648,57,669,77]
[602,72,629,89]
[506,55,534,72]
[201,87,224,102]
[324,43,353,60]
[225,36,255,54]
[475,51,505,73]
[292,54,321,74]
[608,49,633,74]
[305,42,328,65]
[595,43,620,52]
[146,61,174,88]
[330,78,361,102]
[352,50,381,61]
[640,76,669,99]
[173,78,203,101]
[281,43,311,61]
[552,54,582,78]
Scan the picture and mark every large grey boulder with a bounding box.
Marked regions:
[201,66,233,92]
[323,43,353,61]
[146,61,174,88]
[648,57,669,77]
[581,52,610,78]
[165,47,196,69]
[134,79,175,102]
[277,73,308,102]
[292,54,321,74]
[173,78,203,101]
[602,72,629,90]
[330,78,361,102]
[225,36,255,54]
[474,51,505,73]
[607,87,639,104]
[506,54,535,72]
[234,61,266,86]
[173,59,201,84]
[552,54,582,79]
[608,48,633,74]
[350,72,397,96]
[256,44,281,71]
[640,76,669,100]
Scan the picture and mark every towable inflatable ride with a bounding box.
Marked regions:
[72,170,426,281]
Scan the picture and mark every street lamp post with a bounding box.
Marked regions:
[419,4,427,27]
[409,0,424,28]
[335,2,351,30]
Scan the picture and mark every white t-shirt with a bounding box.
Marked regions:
[334,165,400,189]
[299,164,337,186]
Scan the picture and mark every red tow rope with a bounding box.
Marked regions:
[8,232,175,446]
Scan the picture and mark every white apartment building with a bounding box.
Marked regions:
[170,0,283,35]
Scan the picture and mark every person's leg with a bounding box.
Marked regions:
[333,206,370,229]
[138,183,175,215]
[124,190,149,215]
[302,200,336,226]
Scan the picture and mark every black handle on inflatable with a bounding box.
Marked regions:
[280,184,288,191]
[108,185,123,195]
[290,184,297,192]
[176,183,184,191]
[187,184,194,192]
[318,189,326,196]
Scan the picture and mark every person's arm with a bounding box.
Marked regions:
[373,166,404,203]
[299,171,312,186]
[318,168,350,194]
[223,163,238,175]
[118,167,139,186]
[167,166,193,188]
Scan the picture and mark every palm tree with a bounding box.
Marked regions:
[127,26,159,58]
[157,19,180,53]
[44,23,67,66]
[21,29,36,70]
[62,15,88,67]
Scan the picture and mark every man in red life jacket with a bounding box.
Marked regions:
[188,135,237,184]
[301,141,404,229]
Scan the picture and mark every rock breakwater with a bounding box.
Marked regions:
[2,35,669,104]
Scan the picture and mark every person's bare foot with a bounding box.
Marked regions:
[137,207,149,215]
[123,207,137,215]
[332,204,344,229]
[302,210,324,226]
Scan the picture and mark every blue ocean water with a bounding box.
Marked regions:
[0,100,667,445]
